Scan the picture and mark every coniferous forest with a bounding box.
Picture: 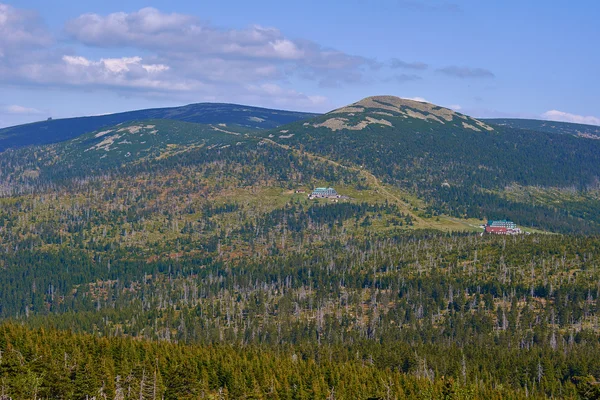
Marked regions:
[2,98,600,399]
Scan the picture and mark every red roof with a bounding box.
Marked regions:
[485,226,508,233]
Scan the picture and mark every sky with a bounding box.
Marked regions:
[0,0,598,128]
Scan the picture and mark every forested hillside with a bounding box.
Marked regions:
[485,118,600,139]
[2,97,600,398]
[4,220,600,398]
[261,96,600,233]
[0,323,565,399]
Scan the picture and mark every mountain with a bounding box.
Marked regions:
[47,119,251,169]
[0,102,317,152]
[484,118,600,138]
[3,96,600,398]
[300,95,496,132]
[259,96,600,233]
[4,95,600,233]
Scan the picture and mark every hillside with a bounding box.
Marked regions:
[306,95,495,132]
[0,119,260,189]
[485,118,600,138]
[0,103,316,152]
[4,96,600,233]
[4,96,600,234]
[2,97,600,398]
[50,119,250,169]
[260,96,600,233]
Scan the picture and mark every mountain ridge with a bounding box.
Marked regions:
[484,117,600,138]
[306,95,495,133]
[0,102,317,152]
[256,95,600,233]
[4,95,598,153]
[4,95,600,233]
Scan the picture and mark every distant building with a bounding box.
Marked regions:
[485,220,521,235]
[488,220,517,229]
[485,226,509,234]
[309,187,338,199]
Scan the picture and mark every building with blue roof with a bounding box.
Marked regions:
[487,220,517,229]
[309,187,338,198]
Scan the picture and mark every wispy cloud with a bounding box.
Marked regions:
[403,96,429,103]
[542,110,600,126]
[3,105,42,114]
[244,83,330,109]
[385,74,423,83]
[437,66,495,79]
[0,3,52,54]
[389,58,428,70]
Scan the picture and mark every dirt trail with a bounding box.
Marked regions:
[210,125,241,136]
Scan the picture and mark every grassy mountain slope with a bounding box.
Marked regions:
[5,95,600,233]
[259,96,600,233]
[0,119,256,184]
[0,102,317,152]
[53,119,250,168]
[0,116,485,233]
[485,118,600,138]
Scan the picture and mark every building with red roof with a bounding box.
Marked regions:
[484,220,521,235]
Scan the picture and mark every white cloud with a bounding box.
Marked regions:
[58,55,189,91]
[62,55,169,75]
[244,83,330,109]
[0,3,51,53]
[63,7,373,84]
[542,110,600,126]
[4,105,42,114]
[64,8,196,47]
[403,96,429,103]
[0,4,347,112]
[98,57,138,74]
[447,104,462,110]
[270,39,305,60]
[0,53,188,93]
[308,95,328,105]
[437,66,495,79]
[62,55,91,67]
[142,64,170,73]
[65,8,338,62]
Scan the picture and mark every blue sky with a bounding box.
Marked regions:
[0,0,598,128]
